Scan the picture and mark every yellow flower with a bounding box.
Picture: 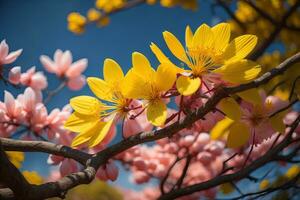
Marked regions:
[123,52,177,126]
[259,179,270,190]
[64,96,113,147]
[285,165,300,179]
[158,22,261,96]
[22,171,43,185]
[87,58,131,117]
[67,12,86,34]
[6,151,24,168]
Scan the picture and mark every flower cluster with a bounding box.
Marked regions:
[40,49,87,90]
[229,0,300,98]
[0,87,71,139]
[67,0,198,34]
[64,22,263,149]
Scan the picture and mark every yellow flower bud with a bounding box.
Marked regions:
[285,165,300,179]
[98,16,110,27]
[259,179,270,190]
[68,22,85,34]
[87,8,101,22]
[67,12,86,26]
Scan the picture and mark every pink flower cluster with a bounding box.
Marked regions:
[0,88,71,139]
[40,49,87,90]
[115,131,228,200]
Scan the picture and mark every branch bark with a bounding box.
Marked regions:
[1,138,91,165]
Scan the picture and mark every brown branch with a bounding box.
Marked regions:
[158,115,300,200]
[1,52,300,199]
[0,140,31,200]
[1,138,91,165]
[249,1,300,60]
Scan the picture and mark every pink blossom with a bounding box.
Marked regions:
[20,67,48,90]
[40,49,87,90]
[0,88,72,139]
[240,92,288,144]
[0,40,22,65]
[123,100,153,138]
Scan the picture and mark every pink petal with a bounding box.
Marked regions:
[30,72,48,90]
[105,162,119,181]
[4,49,22,64]
[4,91,15,117]
[67,75,86,90]
[40,55,56,73]
[54,49,63,63]
[0,40,9,61]
[58,50,72,75]
[23,87,36,112]
[65,58,88,78]
[8,66,21,85]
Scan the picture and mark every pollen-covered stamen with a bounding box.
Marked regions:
[186,46,223,77]
[242,105,269,127]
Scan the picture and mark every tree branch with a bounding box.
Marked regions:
[0,138,91,165]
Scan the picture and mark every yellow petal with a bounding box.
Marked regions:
[211,23,231,52]
[132,52,155,79]
[150,42,184,74]
[71,121,103,147]
[70,96,102,115]
[185,25,193,48]
[64,112,99,133]
[219,98,242,120]
[163,31,189,62]
[89,118,114,147]
[214,59,261,84]
[87,77,112,101]
[123,69,152,99]
[146,99,167,126]
[269,113,286,133]
[103,58,124,84]
[227,122,250,148]
[192,24,214,48]
[156,63,177,91]
[223,35,257,63]
[176,76,201,96]
[237,89,262,105]
[150,42,172,64]
[211,117,234,139]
